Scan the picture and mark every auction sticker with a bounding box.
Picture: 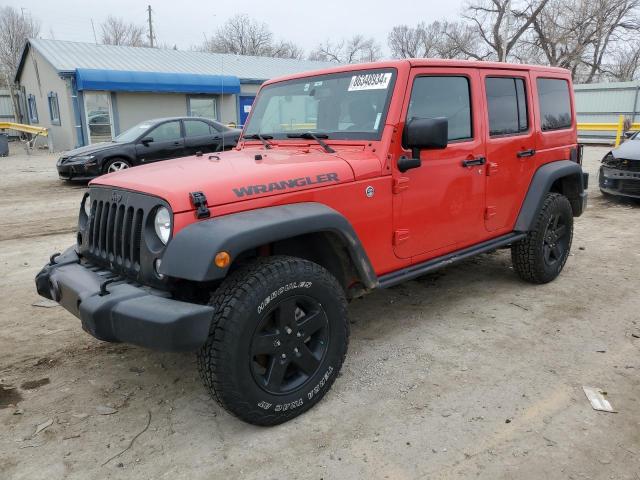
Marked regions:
[348,72,392,91]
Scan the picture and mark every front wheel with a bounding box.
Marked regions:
[104,158,131,173]
[197,256,349,425]
[511,193,574,284]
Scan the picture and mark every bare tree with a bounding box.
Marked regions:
[388,24,426,58]
[200,14,303,59]
[388,21,487,60]
[100,16,146,47]
[582,0,640,83]
[463,0,550,61]
[309,35,381,63]
[0,6,40,122]
[600,40,640,81]
[270,40,305,60]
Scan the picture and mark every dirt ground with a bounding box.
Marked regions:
[1,143,639,480]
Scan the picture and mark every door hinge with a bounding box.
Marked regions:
[393,177,409,194]
[189,191,211,219]
[393,229,410,245]
[484,206,497,220]
[486,162,498,176]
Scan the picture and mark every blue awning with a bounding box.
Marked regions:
[75,68,241,94]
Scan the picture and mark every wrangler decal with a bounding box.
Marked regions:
[232,173,339,197]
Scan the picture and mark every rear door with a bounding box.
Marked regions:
[480,70,536,232]
[393,68,487,259]
[135,120,185,162]
[183,119,221,155]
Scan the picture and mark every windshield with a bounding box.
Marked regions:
[113,121,154,143]
[244,68,396,140]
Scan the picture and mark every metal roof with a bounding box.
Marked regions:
[17,38,336,83]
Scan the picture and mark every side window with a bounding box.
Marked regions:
[485,77,528,136]
[48,92,61,126]
[537,78,572,131]
[148,121,181,142]
[184,120,212,137]
[27,94,38,123]
[407,76,472,141]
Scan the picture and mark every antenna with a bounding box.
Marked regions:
[90,19,97,43]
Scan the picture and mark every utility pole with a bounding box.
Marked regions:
[147,5,155,48]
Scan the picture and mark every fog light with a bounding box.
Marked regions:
[154,258,164,279]
[214,251,231,268]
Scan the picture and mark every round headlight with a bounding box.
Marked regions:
[83,194,91,217]
[154,207,172,244]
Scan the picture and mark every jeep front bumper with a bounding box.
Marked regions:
[35,248,214,351]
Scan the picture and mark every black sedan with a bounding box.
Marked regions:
[57,117,241,181]
[599,131,640,199]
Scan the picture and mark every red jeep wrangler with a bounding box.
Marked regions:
[36,60,588,425]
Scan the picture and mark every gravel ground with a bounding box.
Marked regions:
[1,143,639,480]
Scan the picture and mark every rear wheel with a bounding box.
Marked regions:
[511,193,573,284]
[104,158,131,173]
[197,256,349,425]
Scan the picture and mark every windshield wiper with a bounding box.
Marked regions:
[286,132,335,153]
[243,133,273,149]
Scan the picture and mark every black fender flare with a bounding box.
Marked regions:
[159,202,378,288]
[514,160,586,232]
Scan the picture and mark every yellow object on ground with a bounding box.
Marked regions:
[0,122,48,136]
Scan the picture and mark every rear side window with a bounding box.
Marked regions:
[537,78,572,131]
[184,120,212,137]
[407,76,472,141]
[485,77,528,136]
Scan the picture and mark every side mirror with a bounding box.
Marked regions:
[403,117,448,153]
[141,136,154,145]
[623,131,635,139]
[397,117,448,172]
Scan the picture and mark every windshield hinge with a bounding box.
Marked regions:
[189,191,211,219]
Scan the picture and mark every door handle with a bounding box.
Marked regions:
[462,157,486,167]
[517,149,536,158]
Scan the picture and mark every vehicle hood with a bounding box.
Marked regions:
[91,148,357,212]
[612,139,640,161]
[63,142,121,157]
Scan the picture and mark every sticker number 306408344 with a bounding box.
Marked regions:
[348,72,392,91]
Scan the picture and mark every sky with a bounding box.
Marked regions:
[11,0,465,55]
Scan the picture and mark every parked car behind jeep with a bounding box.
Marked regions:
[57,117,240,181]
[599,131,640,199]
[37,59,587,426]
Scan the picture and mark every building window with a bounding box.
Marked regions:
[27,94,38,123]
[48,92,61,125]
[188,96,217,120]
[485,77,529,137]
[407,76,472,141]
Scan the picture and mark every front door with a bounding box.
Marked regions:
[135,120,185,162]
[84,92,113,144]
[393,69,487,259]
[239,96,255,127]
[480,71,536,232]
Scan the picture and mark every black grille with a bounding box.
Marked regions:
[620,180,640,195]
[79,187,170,287]
[88,200,144,271]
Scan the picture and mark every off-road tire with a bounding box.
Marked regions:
[511,193,573,284]
[197,256,349,426]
